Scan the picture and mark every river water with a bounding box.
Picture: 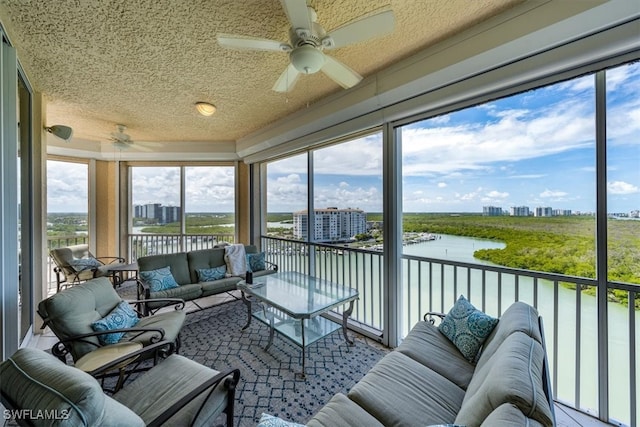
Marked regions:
[399,234,633,423]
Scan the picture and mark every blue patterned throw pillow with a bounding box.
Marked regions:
[69,257,102,272]
[91,301,139,345]
[246,252,266,273]
[196,265,227,282]
[438,295,498,362]
[139,266,180,292]
[256,413,305,427]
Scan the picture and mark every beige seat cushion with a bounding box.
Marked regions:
[74,341,143,372]
[348,351,465,426]
[113,354,233,427]
[307,393,384,427]
[397,320,475,389]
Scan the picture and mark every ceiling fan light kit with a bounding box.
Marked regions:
[195,102,217,116]
[217,1,394,93]
[45,125,73,142]
[290,45,325,74]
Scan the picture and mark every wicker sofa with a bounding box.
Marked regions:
[137,244,277,314]
[306,300,555,427]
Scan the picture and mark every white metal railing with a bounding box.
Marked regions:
[128,233,235,261]
[261,235,638,426]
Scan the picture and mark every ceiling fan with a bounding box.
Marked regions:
[217,0,395,92]
[109,124,153,152]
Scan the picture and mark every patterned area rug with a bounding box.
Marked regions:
[113,280,388,427]
[180,301,387,426]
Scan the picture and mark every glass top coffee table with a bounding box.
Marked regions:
[237,271,359,377]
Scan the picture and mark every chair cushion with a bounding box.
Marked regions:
[307,393,384,427]
[438,295,498,362]
[348,351,465,426]
[37,277,122,361]
[455,332,554,427]
[91,301,140,345]
[113,354,232,426]
[147,283,203,308]
[125,309,186,345]
[139,266,180,292]
[74,342,143,372]
[196,265,227,282]
[0,348,143,427]
[200,276,241,297]
[246,252,266,272]
[397,320,475,390]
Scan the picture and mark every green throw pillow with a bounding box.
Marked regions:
[139,266,180,292]
[196,265,227,282]
[246,252,266,272]
[91,301,139,345]
[438,295,498,362]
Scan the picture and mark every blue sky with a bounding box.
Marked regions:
[48,63,638,214]
[267,62,639,214]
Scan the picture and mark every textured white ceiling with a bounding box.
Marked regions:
[0,0,525,147]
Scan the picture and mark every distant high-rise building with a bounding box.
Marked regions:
[293,207,366,242]
[134,203,178,224]
[553,209,572,216]
[510,206,530,217]
[534,207,553,217]
[483,206,503,216]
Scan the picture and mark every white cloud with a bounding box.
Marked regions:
[486,190,509,199]
[47,161,89,212]
[437,182,447,188]
[401,95,595,177]
[608,181,639,195]
[540,189,568,198]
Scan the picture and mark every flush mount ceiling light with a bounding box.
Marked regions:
[195,102,216,116]
[45,125,73,141]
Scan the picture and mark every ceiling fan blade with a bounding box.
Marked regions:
[217,34,290,52]
[321,55,363,89]
[280,0,311,30]
[273,63,301,92]
[324,10,395,49]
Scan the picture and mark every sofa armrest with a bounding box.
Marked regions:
[539,316,556,426]
[95,256,126,265]
[129,298,186,316]
[423,311,446,324]
[265,260,278,272]
[51,327,167,362]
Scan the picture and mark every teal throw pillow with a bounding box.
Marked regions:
[257,413,305,427]
[438,295,498,362]
[69,257,102,271]
[91,301,139,345]
[196,265,227,282]
[139,266,180,292]
[246,252,266,272]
